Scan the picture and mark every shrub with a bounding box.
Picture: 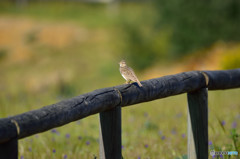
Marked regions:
[155,0,240,56]
[220,45,240,69]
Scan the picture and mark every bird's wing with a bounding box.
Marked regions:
[126,67,139,82]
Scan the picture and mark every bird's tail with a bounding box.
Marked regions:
[136,80,142,87]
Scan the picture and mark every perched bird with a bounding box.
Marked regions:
[119,60,142,87]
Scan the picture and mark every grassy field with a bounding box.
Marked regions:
[0,1,239,159]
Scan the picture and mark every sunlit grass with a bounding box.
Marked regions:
[0,1,154,28]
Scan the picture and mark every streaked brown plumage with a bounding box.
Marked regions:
[119,60,142,87]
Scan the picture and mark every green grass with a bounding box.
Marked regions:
[0,2,109,27]
[0,1,154,28]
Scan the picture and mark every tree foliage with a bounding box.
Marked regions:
[155,0,240,55]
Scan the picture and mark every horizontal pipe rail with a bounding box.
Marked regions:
[0,69,240,143]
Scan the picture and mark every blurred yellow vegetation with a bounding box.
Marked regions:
[142,42,240,79]
[0,17,114,96]
[220,45,240,69]
[176,42,239,71]
[0,17,109,64]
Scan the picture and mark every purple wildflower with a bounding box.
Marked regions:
[176,113,182,118]
[144,144,149,148]
[232,121,237,129]
[220,154,223,158]
[28,147,32,152]
[51,129,57,133]
[158,130,162,135]
[86,141,90,145]
[20,156,24,159]
[221,120,226,126]
[51,129,60,135]
[65,134,70,139]
[53,149,56,153]
[137,157,141,159]
[171,128,177,135]
[208,141,212,145]
[161,136,166,140]
[144,112,148,117]
[121,145,124,149]
[64,154,68,159]
[181,133,186,138]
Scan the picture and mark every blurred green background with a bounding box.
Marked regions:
[0,0,239,158]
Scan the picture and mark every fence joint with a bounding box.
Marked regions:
[114,88,122,106]
[200,71,209,86]
[11,120,20,136]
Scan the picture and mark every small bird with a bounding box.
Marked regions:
[119,60,142,87]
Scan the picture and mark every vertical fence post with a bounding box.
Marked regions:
[99,106,122,159]
[187,88,208,159]
[0,138,18,159]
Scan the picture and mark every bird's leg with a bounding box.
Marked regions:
[125,79,130,84]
